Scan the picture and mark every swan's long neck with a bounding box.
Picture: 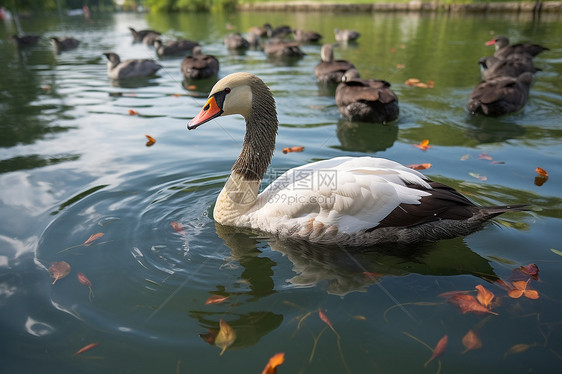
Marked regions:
[214,79,278,225]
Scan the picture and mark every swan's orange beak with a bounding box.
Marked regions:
[485,39,496,46]
[188,96,223,130]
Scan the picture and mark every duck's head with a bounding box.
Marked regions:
[485,36,509,50]
[103,52,120,67]
[188,72,264,130]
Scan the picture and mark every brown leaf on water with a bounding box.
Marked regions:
[205,295,230,305]
[508,280,539,300]
[261,352,285,374]
[282,146,305,154]
[215,319,236,356]
[405,78,420,86]
[396,64,405,69]
[519,263,539,280]
[73,342,99,356]
[462,330,482,354]
[407,163,432,170]
[475,284,494,308]
[84,233,104,246]
[145,134,156,147]
[535,167,548,177]
[447,294,498,315]
[128,109,139,115]
[425,334,448,367]
[49,261,71,285]
[478,153,493,161]
[170,221,185,235]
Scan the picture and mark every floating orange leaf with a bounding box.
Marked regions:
[205,295,230,305]
[187,84,197,90]
[405,78,420,86]
[475,284,494,308]
[414,82,428,88]
[261,353,285,374]
[427,80,435,88]
[215,319,236,355]
[84,233,104,246]
[413,139,432,151]
[49,261,71,285]
[508,280,539,300]
[282,146,305,154]
[73,342,99,356]
[145,134,156,147]
[478,153,493,161]
[407,163,432,170]
[447,294,498,315]
[170,221,186,235]
[425,334,448,367]
[172,93,183,97]
[535,167,548,177]
[128,109,139,115]
[396,64,405,69]
[462,330,482,354]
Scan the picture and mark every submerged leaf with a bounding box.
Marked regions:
[205,295,230,305]
[504,343,531,358]
[73,342,99,356]
[425,334,448,367]
[519,264,539,280]
[77,272,91,288]
[170,221,186,235]
[550,248,562,257]
[261,352,285,374]
[215,319,236,355]
[318,308,339,338]
[49,261,71,285]
[462,330,482,354]
[84,233,104,246]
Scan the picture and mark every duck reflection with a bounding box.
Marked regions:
[465,113,526,143]
[335,119,398,153]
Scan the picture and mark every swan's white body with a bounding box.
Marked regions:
[188,72,525,247]
[215,157,430,239]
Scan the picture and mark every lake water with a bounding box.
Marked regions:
[1,9,561,373]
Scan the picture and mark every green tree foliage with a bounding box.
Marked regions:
[144,0,237,12]
[0,0,115,11]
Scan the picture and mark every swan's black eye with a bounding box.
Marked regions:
[225,87,231,94]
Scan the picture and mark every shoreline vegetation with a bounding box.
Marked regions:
[235,1,562,13]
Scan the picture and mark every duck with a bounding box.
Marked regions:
[486,36,549,59]
[293,29,322,43]
[154,38,199,57]
[49,37,80,54]
[265,24,292,39]
[142,33,161,46]
[10,34,40,46]
[128,27,161,43]
[103,52,162,80]
[187,72,527,247]
[335,69,399,123]
[467,72,533,116]
[264,39,305,58]
[334,28,360,43]
[180,46,219,80]
[478,54,539,80]
[224,33,250,50]
[314,44,355,84]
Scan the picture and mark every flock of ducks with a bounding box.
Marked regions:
[10,33,80,54]
[468,35,549,116]
[9,26,541,248]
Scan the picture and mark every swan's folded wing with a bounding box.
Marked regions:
[256,157,432,233]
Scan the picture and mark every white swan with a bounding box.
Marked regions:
[188,72,526,247]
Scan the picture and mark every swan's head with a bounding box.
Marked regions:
[188,72,258,130]
[485,36,509,50]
